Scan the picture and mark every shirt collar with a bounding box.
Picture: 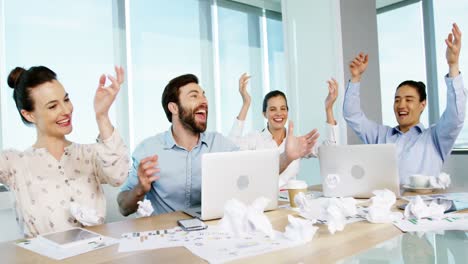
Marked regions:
[261,126,288,139]
[391,123,425,135]
[163,127,208,149]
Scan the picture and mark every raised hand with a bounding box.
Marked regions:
[445,23,462,77]
[236,73,252,121]
[136,155,160,195]
[325,78,339,125]
[94,66,124,118]
[239,73,251,104]
[284,121,320,162]
[325,78,339,111]
[349,53,369,83]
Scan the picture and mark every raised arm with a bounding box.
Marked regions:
[323,78,340,146]
[118,155,159,216]
[229,73,252,145]
[309,79,341,157]
[349,53,368,83]
[343,53,383,144]
[446,23,461,78]
[325,78,339,125]
[94,66,124,140]
[433,23,466,160]
[92,66,130,186]
[236,73,251,121]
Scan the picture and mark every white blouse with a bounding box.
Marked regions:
[0,130,130,237]
[229,119,339,188]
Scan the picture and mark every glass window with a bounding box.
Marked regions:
[377,2,429,128]
[128,0,284,146]
[433,0,468,148]
[217,0,265,133]
[266,11,286,93]
[0,0,286,159]
[1,0,118,150]
[129,0,214,148]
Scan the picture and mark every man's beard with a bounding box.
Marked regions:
[178,104,207,133]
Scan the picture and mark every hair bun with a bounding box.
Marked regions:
[7,67,26,89]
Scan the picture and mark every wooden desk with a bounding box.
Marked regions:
[3,188,464,264]
[0,210,403,263]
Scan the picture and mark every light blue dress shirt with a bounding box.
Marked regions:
[121,129,239,215]
[343,74,466,184]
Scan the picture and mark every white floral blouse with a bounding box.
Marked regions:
[0,129,130,237]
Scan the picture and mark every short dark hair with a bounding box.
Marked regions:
[396,80,427,102]
[7,66,57,125]
[161,74,199,122]
[262,90,289,113]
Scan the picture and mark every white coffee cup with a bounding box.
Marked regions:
[287,180,308,208]
[409,174,430,188]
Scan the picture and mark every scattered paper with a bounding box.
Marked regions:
[294,193,363,234]
[246,197,275,238]
[404,196,448,219]
[118,225,301,263]
[218,197,274,238]
[326,201,346,234]
[69,202,103,226]
[402,192,468,212]
[136,199,154,217]
[16,236,118,260]
[366,189,403,223]
[118,226,230,252]
[185,226,300,264]
[393,213,468,232]
[284,215,318,243]
[324,197,357,234]
[429,172,451,189]
[294,192,323,220]
[219,199,247,237]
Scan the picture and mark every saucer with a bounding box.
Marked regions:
[403,184,439,194]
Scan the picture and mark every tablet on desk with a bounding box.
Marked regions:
[37,228,103,248]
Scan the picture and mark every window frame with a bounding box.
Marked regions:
[377,0,467,152]
[0,0,286,190]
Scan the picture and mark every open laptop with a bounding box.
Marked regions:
[318,144,400,198]
[184,149,279,220]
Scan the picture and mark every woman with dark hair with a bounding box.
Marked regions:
[0,66,129,237]
[229,73,340,188]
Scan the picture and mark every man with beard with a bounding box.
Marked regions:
[117,74,320,216]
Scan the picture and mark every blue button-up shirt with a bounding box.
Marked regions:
[121,129,239,215]
[343,74,466,184]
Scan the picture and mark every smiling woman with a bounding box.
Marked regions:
[9,67,74,144]
[228,74,340,188]
[0,66,130,237]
